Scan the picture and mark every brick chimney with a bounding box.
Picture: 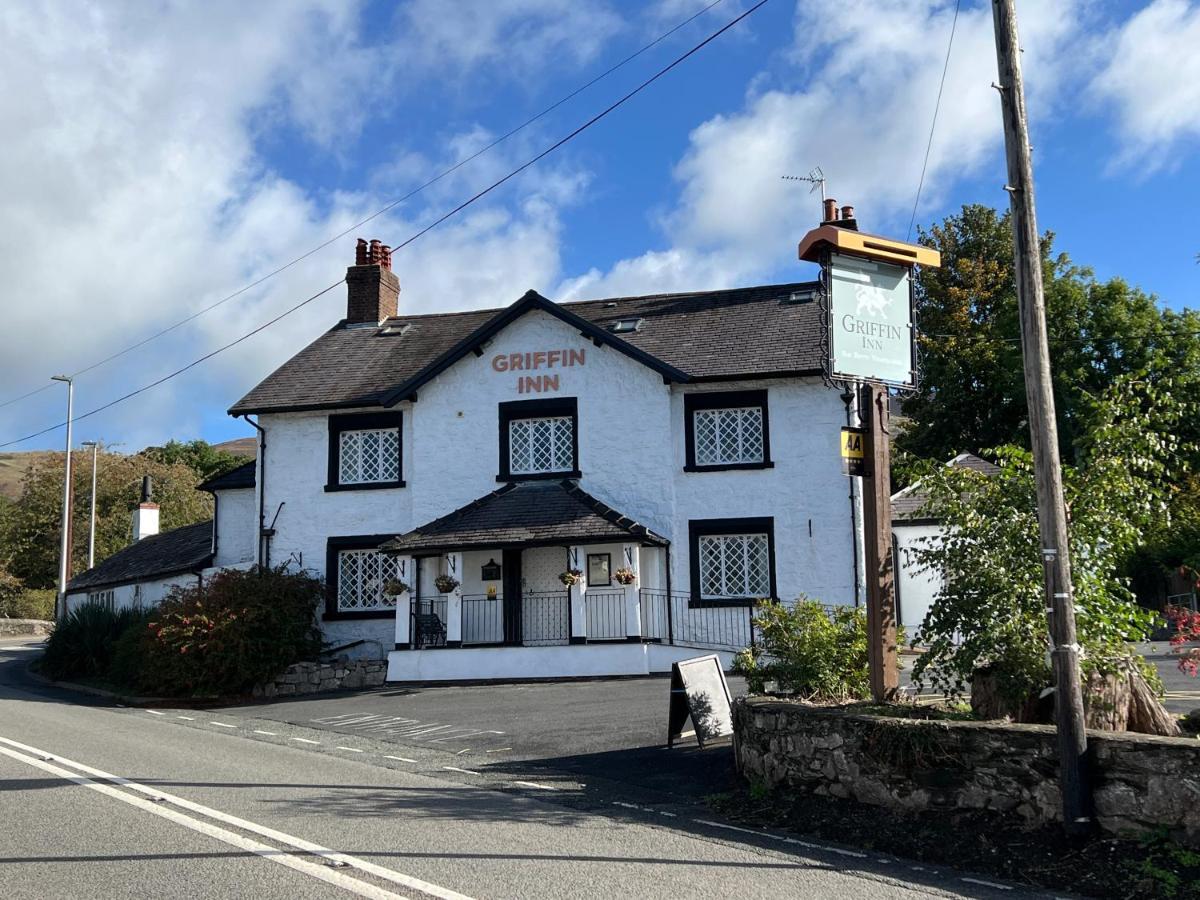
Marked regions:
[346,238,399,324]
[131,475,159,543]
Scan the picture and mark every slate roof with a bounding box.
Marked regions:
[66,521,214,592]
[892,453,1001,522]
[381,480,668,555]
[230,282,822,415]
[197,460,256,492]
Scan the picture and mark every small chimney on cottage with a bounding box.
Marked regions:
[346,237,400,325]
[131,475,159,543]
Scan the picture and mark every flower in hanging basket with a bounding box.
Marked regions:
[383,579,410,596]
[559,568,583,586]
[434,574,461,594]
[486,585,497,599]
[613,567,637,586]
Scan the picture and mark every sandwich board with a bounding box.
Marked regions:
[666,654,734,749]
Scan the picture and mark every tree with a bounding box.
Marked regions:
[0,450,213,589]
[901,205,1200,474]
[141,439,247,482]
[905,377,1190,731]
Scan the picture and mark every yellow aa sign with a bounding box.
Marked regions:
[840,427,865,476]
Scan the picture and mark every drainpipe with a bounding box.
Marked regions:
[240,414,267,569]
[842,389,862,607]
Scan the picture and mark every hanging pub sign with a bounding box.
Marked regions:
[797,218,940,391]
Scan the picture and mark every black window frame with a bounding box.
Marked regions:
[687,516,777,607]
[324,534,403,620]
[497,397,581,482]
[586,552,612,587]
[683,389,773,472]
[326,411,405,492]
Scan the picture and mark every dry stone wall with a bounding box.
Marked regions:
[253,657,386,698]
[734,697,1200,846]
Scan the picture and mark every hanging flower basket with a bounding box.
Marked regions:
[383,579,410,596]
[434,574,461,594]
[613,567,637,586]
[558,568,584,587]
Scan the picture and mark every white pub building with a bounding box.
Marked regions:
[69,228,869,681]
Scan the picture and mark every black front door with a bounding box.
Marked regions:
[502,549,522,645]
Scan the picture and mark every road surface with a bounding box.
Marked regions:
[0,638,1049,898]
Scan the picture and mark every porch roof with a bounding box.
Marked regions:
[381,480,668,555]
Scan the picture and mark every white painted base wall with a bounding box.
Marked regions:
[386,643,735,682]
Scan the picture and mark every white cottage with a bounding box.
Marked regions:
[69,237,867,680]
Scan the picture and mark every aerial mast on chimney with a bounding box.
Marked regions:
[782,166,826,215]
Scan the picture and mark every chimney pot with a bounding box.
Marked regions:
[346,237,400,324]
[355,238,368,266]
[823,198,838,222]
[841,205,854,220]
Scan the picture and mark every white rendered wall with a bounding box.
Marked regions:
[213,487,256,567]
[893,522,944,640]
[255,308,860,650]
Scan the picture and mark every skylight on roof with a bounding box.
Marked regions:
[609,317,643,334]
[378,323,412,336]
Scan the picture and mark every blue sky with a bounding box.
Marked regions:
[0,0,1196,452]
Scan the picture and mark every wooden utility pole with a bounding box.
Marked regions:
[991,0,1091,835]
[860,382,898,701]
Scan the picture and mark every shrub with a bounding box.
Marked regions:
[732,597,870,701]
[123,566,324,696]
[2,588,56,620]
[40,601,153,680]
[0,566,23,616]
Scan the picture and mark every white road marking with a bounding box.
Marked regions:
[145,710,165,716]
[961,877,1012,891]
[0,743,404,899]
[210,722,237,729]
[253,730,277,736]
[176,716,195,721]
[455,749,470,755]
[512,781,557,790]
[0,735,475,900]
[384,755,417,763]
[485,748,512,753]
[337,747,363,753]
[692,819,868,859]
[292,737,320,745]
[442,766,479,775]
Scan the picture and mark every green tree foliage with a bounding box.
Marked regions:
[902,205,1200,474]
[141,439,246,482]
[0,450,213,588]
[906,378,1187,707]
[0,563,23,616]
[732,598,870,701]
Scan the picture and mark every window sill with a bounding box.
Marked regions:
[496,470,582,483]
[688,596,769,609]
[323,609,398,620]
[324,480,406,493]
[683,461,774,473]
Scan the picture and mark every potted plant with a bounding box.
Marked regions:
[486,585,498,600]
[614,567,637,586]
[383,579,410,596]
[434,574,460,594]
[558,568,583,587]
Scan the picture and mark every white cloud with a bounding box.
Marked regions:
[560,0,1081,299]
[1089,0,1200,170]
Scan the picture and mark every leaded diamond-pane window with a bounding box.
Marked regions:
[509,416,573,475]
[338,428,399,484]
[693,407,763,466]
[697,533,770,599]
[337,549,399,612]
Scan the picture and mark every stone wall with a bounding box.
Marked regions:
[734,697,1200,846]
[252,657,386,698]
[0,618,53,636]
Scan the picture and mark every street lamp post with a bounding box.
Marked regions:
[51,375,74,620]
[81,440,99,570]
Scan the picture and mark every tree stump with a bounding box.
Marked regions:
[1082,661,1180,737]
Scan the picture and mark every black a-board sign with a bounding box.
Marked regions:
[667,654,734,749]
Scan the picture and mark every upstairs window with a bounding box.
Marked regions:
[327,412,404,491]
[684,390,772,472]
[689,517,776,606]
[498,398,580,481]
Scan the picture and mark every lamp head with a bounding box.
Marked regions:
[50,374,71,384]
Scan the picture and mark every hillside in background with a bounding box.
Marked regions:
[0,437,255,501]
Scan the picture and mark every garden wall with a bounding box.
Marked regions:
[0,618,52,637]
[734,697,1200,846]
[252,658,386,698]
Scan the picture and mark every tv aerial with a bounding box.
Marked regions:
[781,167,826,202]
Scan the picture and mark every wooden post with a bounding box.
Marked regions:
[992,0,1091,835]
[860,382,898,701]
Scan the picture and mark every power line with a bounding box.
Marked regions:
[906,0,961,242]
[0,0,728,412]
[0,0,770,450]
